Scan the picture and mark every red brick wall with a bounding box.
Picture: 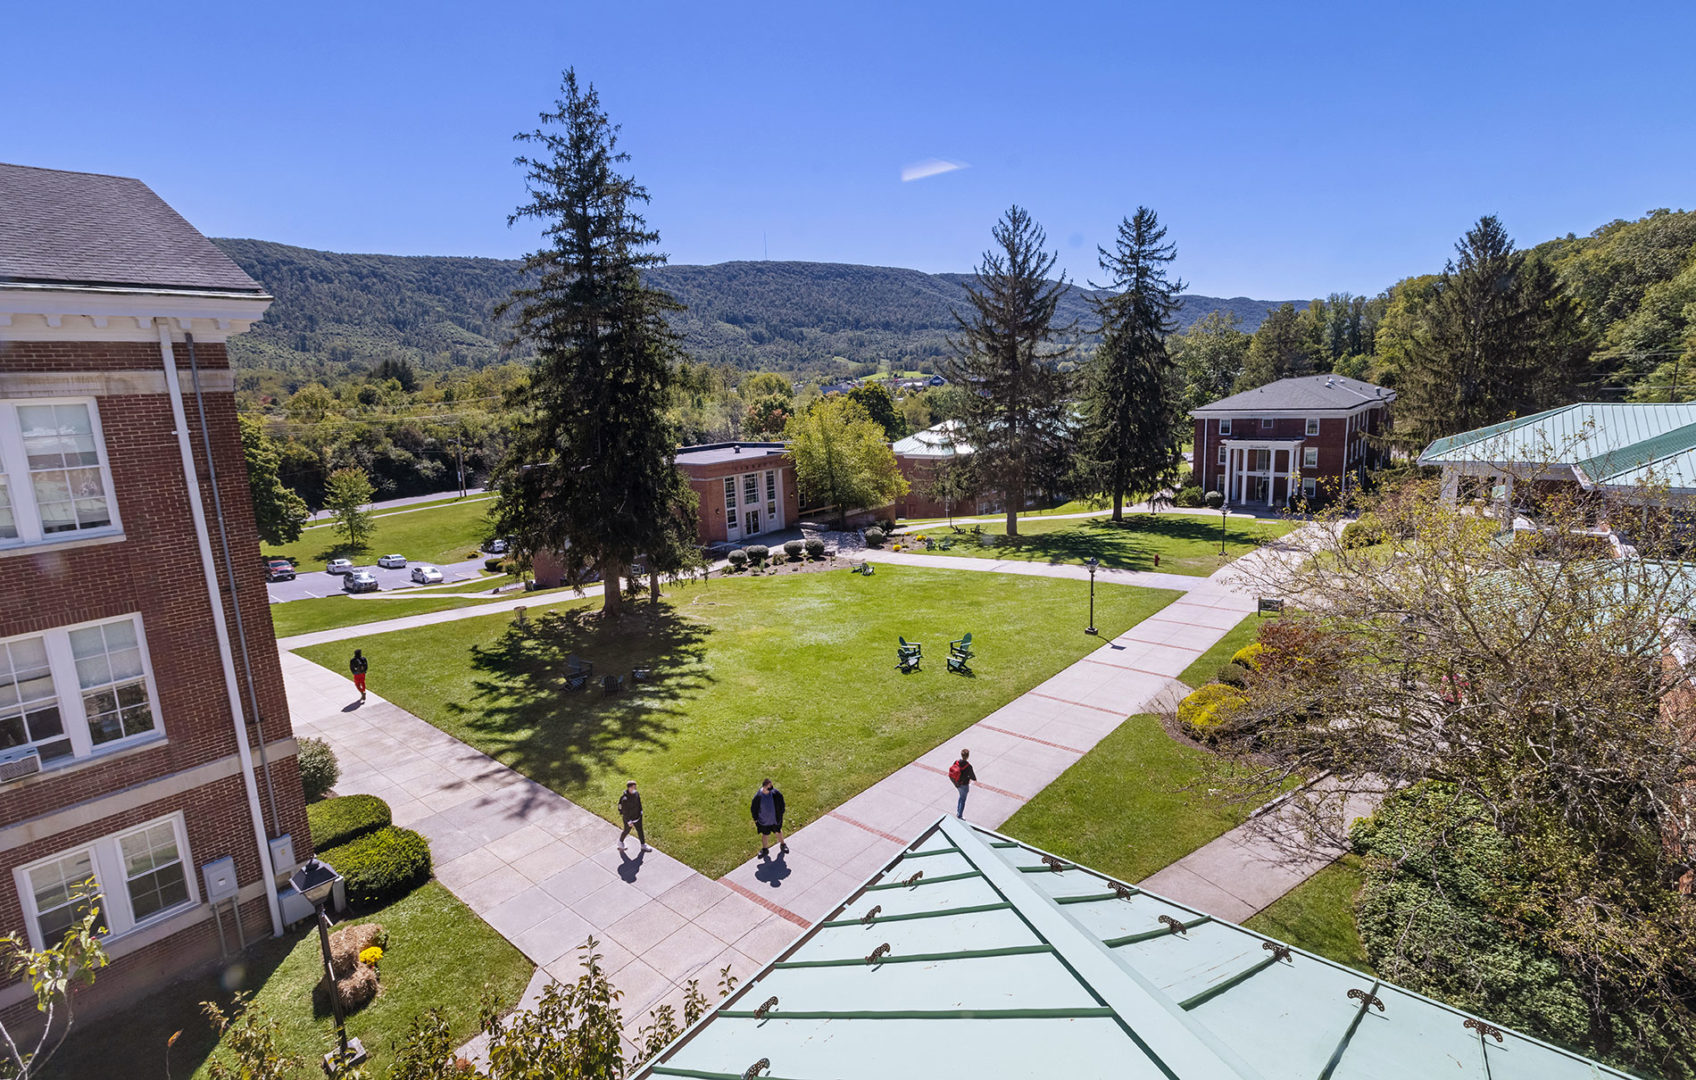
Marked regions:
[682,454,797,545]
[1190,404,1392,496]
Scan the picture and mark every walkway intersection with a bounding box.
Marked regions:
[281,521,1350,1049]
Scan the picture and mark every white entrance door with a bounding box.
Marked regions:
[744,508,761,536]
[724,476,741,542]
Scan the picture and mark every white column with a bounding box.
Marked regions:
[1268,450,1277,507]
[1223,443,1233,503]
[1440,467,1460,504]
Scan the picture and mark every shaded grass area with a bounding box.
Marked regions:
[299,567,1180,878]
[911,513,1295,576]
[1176,612,1264,688]
[999,714,1264,883]
[264,498,494,567]
[41,883,532,1080]
[1244,854,1372,973]
[271,583,574,639]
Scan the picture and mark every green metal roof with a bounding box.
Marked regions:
[637,817,1634,1080]
[1419,403,1696,494]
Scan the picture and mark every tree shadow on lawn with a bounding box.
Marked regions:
[988,516,1238,570]
[450,603,713,791]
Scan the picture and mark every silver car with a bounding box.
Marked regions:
[342,570,379,593]
[410,565,444,584]
[326,558,354,575]
[377,553,408,569]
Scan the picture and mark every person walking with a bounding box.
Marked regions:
[751,777,787,859]
[948,748,977,819]
[618,780,651,852]
[349,649,368,702]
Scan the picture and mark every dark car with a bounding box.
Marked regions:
[342,570,379,593]
[266,559,296,582]
[485,538,509,554]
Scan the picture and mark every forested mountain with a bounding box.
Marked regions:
[211,238,1290,387]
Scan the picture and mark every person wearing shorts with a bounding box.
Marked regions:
[750,777,787,858]
[349,649,368,702]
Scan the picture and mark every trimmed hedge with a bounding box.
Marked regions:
[1173,486,1205,508]
[783,539,804,559]
[746,544,769,565]
[307,794,392,852]
[1204,490,1224,509]
[1215,663,1248,688]
[320,825,432,907]
[297,737,339,803]
[804,538,825,559]
[727,549,748,568]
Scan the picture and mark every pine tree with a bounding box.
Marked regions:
[493,69,695,618]
[1077,208,1185,521]
[943,206,1074,537]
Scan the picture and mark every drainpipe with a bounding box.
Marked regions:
[157,320,284,938]
[184,333,281,834]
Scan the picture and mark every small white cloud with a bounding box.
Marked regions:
[900,158,968,183]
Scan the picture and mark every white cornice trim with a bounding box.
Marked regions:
[0,286,271,344]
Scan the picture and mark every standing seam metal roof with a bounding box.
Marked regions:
[638,817,1632,1079]
[1418,403,1696,493]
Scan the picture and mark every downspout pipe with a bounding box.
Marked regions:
[157,320,284,938]
[184,333,280,833]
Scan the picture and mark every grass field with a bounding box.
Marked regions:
[264,497,495,568]
[998,713,1269,884]
[907,513,1295,576]
[1176,612,1263,687]
[1244,854,1372,973]
[299,566,1180,877]
[41,883,532,1080]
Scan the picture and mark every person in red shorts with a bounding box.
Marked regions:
[349,649,368,702]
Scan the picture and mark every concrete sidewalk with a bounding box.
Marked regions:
[276,583,608,650]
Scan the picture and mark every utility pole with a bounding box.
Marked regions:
[455,432,466,498]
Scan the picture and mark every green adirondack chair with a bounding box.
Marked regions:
[950,633,974,661]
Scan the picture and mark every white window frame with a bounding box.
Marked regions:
[1303,478,1318,498]
[1218,418,1231,436]
[1303,447,1319,469]
[1217,444,1227,466]
[1260,417,1274,429]
[0,613,164,767]
[13,811,197,950]
[0,397,122,550]
[1306,417,1320,436]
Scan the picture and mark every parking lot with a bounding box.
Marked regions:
[266,554,493,602]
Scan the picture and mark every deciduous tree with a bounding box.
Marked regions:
[323,467,375,552]
[1,892,108,1079]
[784,397,908,526]
[943,206,1074,536]
[492,69,694,618]
[847,382,905,440]
[1170,311,1250,412]
[240,416,309,546]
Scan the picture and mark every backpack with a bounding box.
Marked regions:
[948,759,964,785]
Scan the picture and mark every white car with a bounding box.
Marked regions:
[326,558,354,575]
[410,565,444,584]
[377,553,408,569]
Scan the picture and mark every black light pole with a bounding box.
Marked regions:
[291,860,365,1074]
[1085,556,1100,635]
[1220,501,1230,555]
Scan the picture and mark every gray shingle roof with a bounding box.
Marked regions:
[0,163,264,294]
[1191,374,1393,415]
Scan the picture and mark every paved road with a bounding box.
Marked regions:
[303,487,488,522]
[266,554,491,603]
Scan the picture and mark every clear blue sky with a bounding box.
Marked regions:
[6,1,1691,299]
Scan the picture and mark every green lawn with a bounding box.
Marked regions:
[907,513,1295,576]
[299,566,1181,878]
[1176,612,1264,688]
[270,579,564,640]
[264,497,495,568]
[1244,854,1372,973]
[999,713,1268,883]
[42,883,532,1080]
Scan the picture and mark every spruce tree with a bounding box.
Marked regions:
[493,70,695,618]
[1077,208,1185,521]
[943,206,1074,536]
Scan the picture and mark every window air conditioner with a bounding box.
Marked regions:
[0,746,43,783]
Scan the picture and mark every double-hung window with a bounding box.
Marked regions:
[764,470,777,516]
[0,399,119,549]
[1303,447,1319,469]
[0,615,161,766]
[1306,417,1320,436]
[723,477,737,512]
[15,813,196,949]
[1219,418,1232,436]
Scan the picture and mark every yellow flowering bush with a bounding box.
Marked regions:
[359,945,383,966]
[1230,642,1264,670]
[1177,683,1246,741]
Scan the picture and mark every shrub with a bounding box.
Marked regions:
[1173,485,1205,508]
[877,518,896,533]
[746,544,769,565]
[727,548,748,568]
[864,526,886,547]
[485,557,504,572]
[297,737,339,803]
[1215,663,1248,688]
[1340,515,1386,550]
[320,826,432,907]
[1176,683,1245,740]
[307,794,392,851]
[1230,642,1264,670]
[804,537,825,559]
[1204,489,1224,509]
[784,539,804,560]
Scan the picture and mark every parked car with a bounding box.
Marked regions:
[342,570,379,593]
[326,559,354,575]
[484,538,509,554]
[377,553,408,569]
[266,559,296,582]
[410,565,444,584]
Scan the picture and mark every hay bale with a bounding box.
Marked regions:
[328,922,385,977]
[317,961,380,1013]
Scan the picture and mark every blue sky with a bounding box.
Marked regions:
[6,1,1691,299]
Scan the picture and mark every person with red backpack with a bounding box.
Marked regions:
[948,748,977,819]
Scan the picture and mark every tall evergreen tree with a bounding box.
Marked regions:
[1395,216,1592,446]
[943,206,1074,536]
[492,69,696,617]
[1077,208,1185,521]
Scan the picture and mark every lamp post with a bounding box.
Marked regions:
[1219,502,1230,555]
[1084,556,1100,635]
[290,859,365,1074]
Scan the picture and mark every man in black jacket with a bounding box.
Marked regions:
[951,748,977,819]
[349,649,368,702]
[618,780,651,852]
[751,777,787,859]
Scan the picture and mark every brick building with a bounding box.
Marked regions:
[0,163,310,1026]
[678,442,799,546]
[891,421,991,520]
[1190,374,1394,507]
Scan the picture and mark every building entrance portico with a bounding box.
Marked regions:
[1222,437,1305,508]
